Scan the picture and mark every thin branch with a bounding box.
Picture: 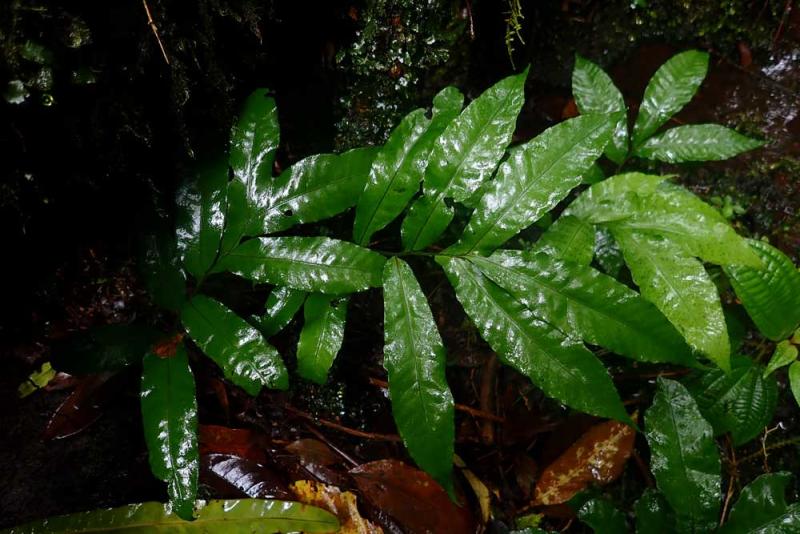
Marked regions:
[142,0,170,65]
[285,405,402,442]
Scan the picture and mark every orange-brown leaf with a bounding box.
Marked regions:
[533,418,636,505]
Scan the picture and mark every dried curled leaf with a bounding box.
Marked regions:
[533,418,636,505]
[291,480,382,534]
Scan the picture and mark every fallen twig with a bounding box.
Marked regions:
[142,0,170,65]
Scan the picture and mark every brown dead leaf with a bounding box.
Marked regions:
[292,479,382,534]
[350,459,474,534]
[42,372,113,440]
[533,418,636,506]
[199,424,270,465]
[286,438,339,466]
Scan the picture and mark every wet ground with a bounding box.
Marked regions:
[1,0,799,530]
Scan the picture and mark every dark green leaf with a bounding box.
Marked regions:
[577,498,628,534]
[4,499,339,533]
[594,228,625,278]
[721,472,800,534]
[262,146,378,235]
[353,109,431,245]
[140,347,198,520]
[790,361,800,407]
[724,239,800,341]
[401,70,528,250]
[470,251,694,366]
[532,215,595,266]
[581,163,605,185]
[138,224,186,312]
[644,378,720,532]
[635,124,764,162]
[764,341,798,377]
[632,50,709,146]
[572,54,628,163]
[181,295,288,394]
[51,324,161,375]
[229,89,279,203]
[635,489,676,534]
[613,229,730,371]
[382,258,454,492]
[259,286,307,337]
[449,114,613,254]
[438,256,628,422]
[684,355,777,446]
[217,236,386,294]
[296,294,347,384]
[175,159,228,279]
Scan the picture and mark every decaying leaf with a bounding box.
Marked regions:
[17,361,57,398]
[201,453,292,500]
[533,417,636,505]
[42,372,113,440]
[350,459,474,534]
[291,479,382,534]
[454,454,492,524]
[199,424,270,465]
[286,438,339,467]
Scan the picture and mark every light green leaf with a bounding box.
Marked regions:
[181,295,288,394]
[613,229,730,370]
[572,54,628,163]
[175,159,228,279]
[635,489,676,534]
[438,256,629,422]
[470,250,694,366]
[3,499,339,533]
[448,113,614,254]
[577,498,628,534]
[354,88,463,246]
[635,124,764,162]
[261,147,378,234]
[382,258,454,493]
[684,355,777,446]
[297,294,347,384]
[531,215,595,266]
[764,341,798,377]
[633,50,709,146]
[581,163,605,185]
[217,236,386,294]
[724,239,800,341]
[720,472,800,534]
[229,89,279,202]
[259,286,307,337]
[353,109,431,245]
[566,172,672,222]
[401,69,528,250]
[790,361,800,407]
[644,378,720,533]
[140,347,198,520]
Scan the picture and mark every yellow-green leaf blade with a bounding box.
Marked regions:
[531,215,595,266]
[635,124,764,162]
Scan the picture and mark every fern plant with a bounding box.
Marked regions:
[42,49,800,527]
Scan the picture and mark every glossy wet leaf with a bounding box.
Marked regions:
[401,69,528,250]
[449,113,613,254]
[217,236,386,294]
[470,250,694,365]
[296,294,347,384]
[634,489,676,534]
[533,419,635,505]
[594,228,625,278]
[382,258,454,492]
[42,373,112,440]
[632,50,709,146]
[350,459,474,534]
[438,256,628,422]
[577,498,628,534]
[51,324,161,376]
[764,341,798,377]
[199,424,271,465]
[572,54,628,163]
[721,472,800,533]
[262,147,377,235]
[200,453,292,500]
[724,239,800,341]
[181,295,288,394]
[635,124,764,162]
[4,499,339,533]
[644,378,720,533]
[229,89,279,205]
[531,215,595,266]
[175,159,228,279]
[613,229,730,371]
[258,286,307,337]
[140,347,198,520]
[684,355,777,446]
[790,362,800,407]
